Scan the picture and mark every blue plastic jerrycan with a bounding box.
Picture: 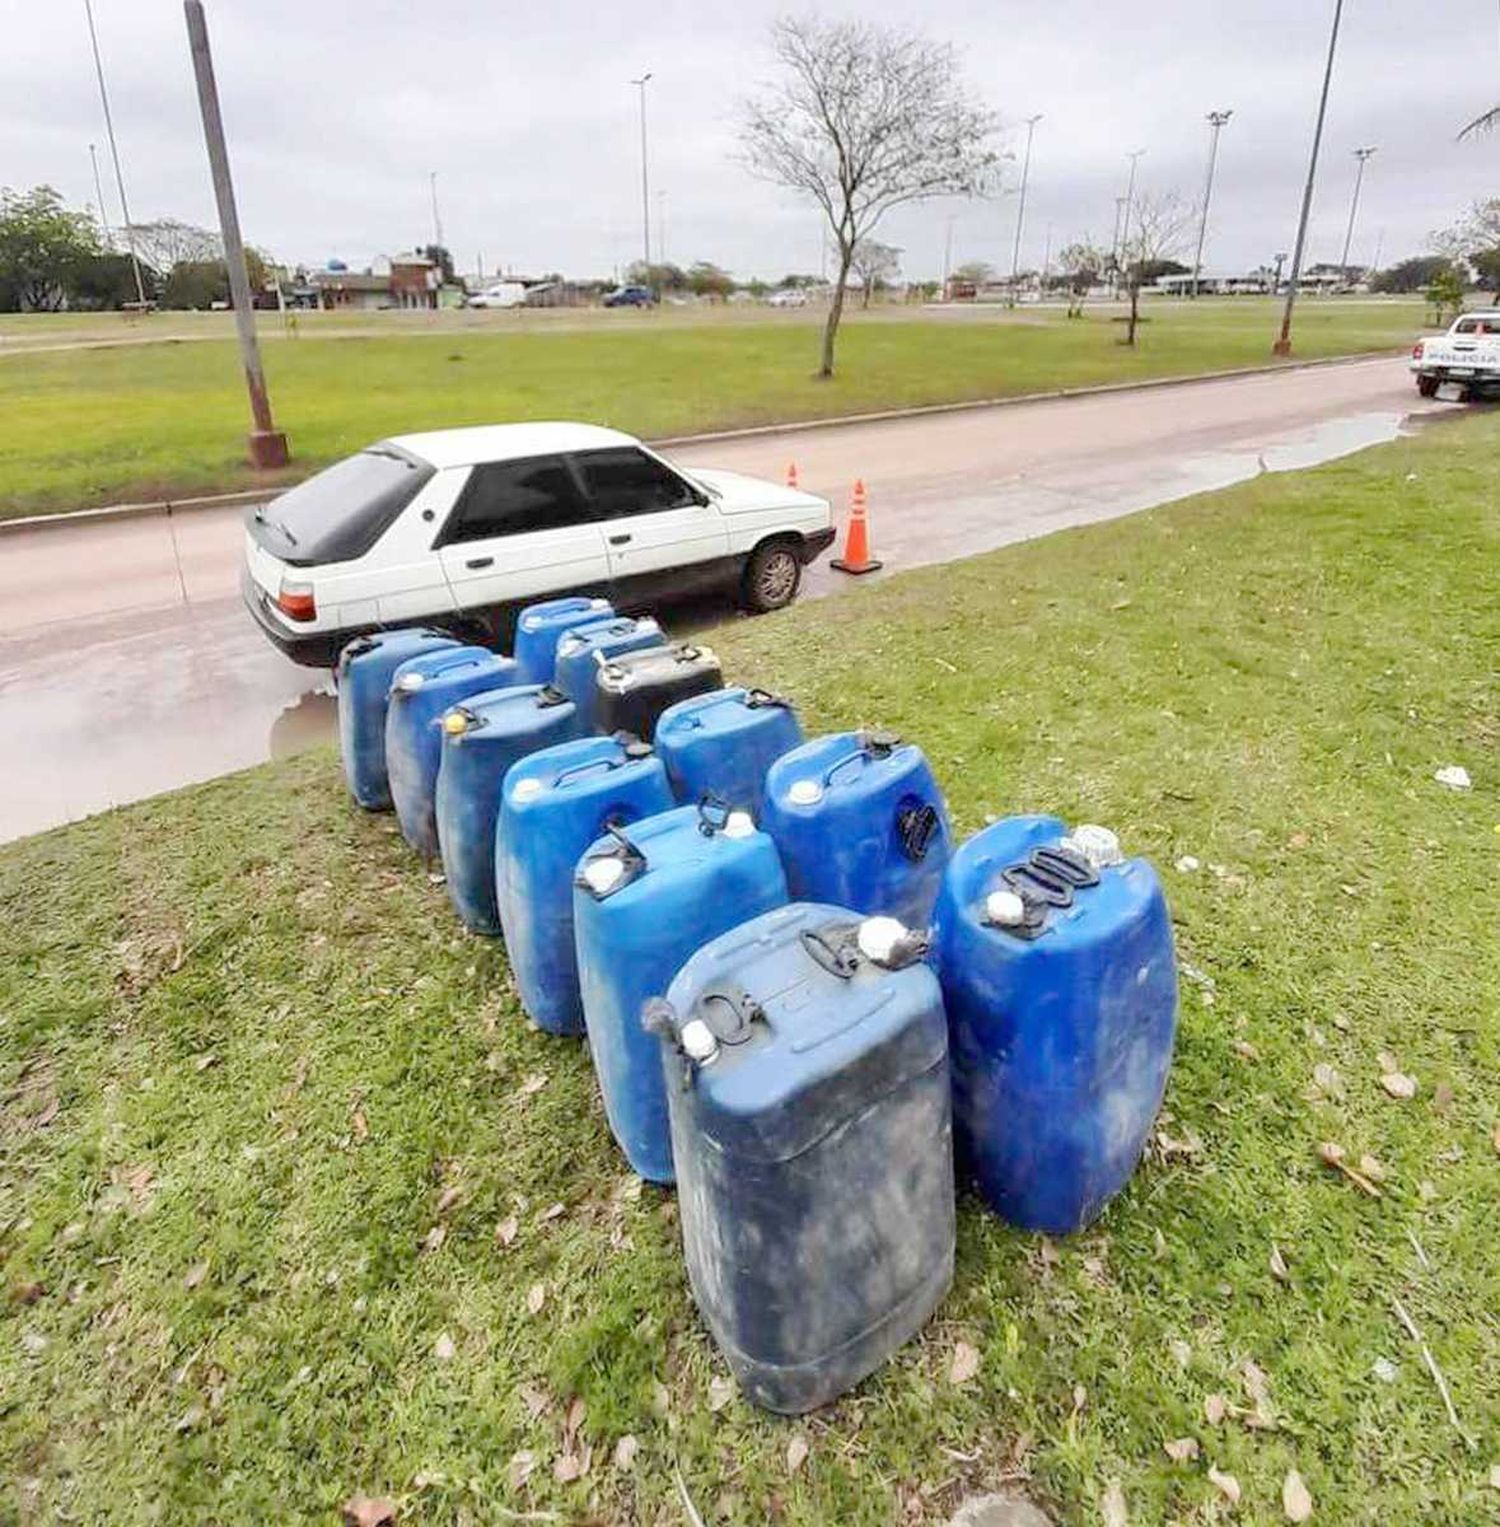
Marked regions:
[386,646,518,858]
[336,628,460,810]
[761,729,952,929]
[931,815,1178,1234]
[434,685,582,934]
[654,687,804,817]
[652,903,954,1414]
[573,803,788,1183]
[511,596,614,687]
[496,734,676,1035]
[553,616,665,732]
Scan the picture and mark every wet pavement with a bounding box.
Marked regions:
[0,357,1456,841]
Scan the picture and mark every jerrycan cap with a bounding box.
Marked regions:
[394,670,426,693]
[511,776,545,803]
[442,708,470,736]
[613,731,653,760]
[722,810,755,839]
[855,916,930,969]
[984,890,1029,928]
[581,856,626,895]
[1064,823,1124,870]
[787,778,824,806]
[679,1018,720,1066]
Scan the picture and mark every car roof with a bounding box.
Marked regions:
[1457,310,1500,321]
[382,421,639,469]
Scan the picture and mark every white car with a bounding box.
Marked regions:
[766,288,810,308]
[1410,310,1500,398]
[465,281,529,309]
[242,422,835,667]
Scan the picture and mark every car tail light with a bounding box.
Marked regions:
[1411,341,1424,359]
[276,579,317,622]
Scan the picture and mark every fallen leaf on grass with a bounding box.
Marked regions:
[1432,1082,1454,1114]
[539,1202,566,1223]
[507,1451,536,1490]
[182,1262,209,1290]
[519,1383,551,1419]
[1269,1245,1290,1283]
[1358,1153,1386,1182]
[174,1403,206,1433]
[1283,1468,1313,1521]
[420,1225,446,1254]
[192,1052,219,1072]
[613,1434,638,1471]
[949,1341,980,1385]
[1101,1478,1129,1526]
[708,1374,735,1412]
[785,1435,809,1473]
[1311,1063,1342,1098]
[517,1073,548,1099]
[432,1332,456,1361]
[554,1450,587,1483]
[1380,1072,1417,1100]
[1488,1463,1500,1490]
[1175,855,1201,874]
[1233,1040,1260,1062]
[526,1281,547,1315]
[1204,1393,1228,1425]
[1164,1437,1200,1462]
[1317,1141,1382,1197]
[351,1108,369,1142]
[1434,765,1471,791]
[1287,831,1309,849]
[495,1216,519,1247]
[1207,1466,1241,1505]
[342,1495,397,1526]
[435,1185,462,1215]
[1372,1358,1398,1383]
[563,1394,586,1443]
[1492,1123,1500,1158]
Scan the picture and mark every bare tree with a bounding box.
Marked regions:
[1056,240,1106,318]
[127,218,221,272]
[741,17,997,377]
[1458,104,1498,139]
[1116,192,1195,345]
[850,238,901,308]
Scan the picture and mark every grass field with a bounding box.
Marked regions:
[3,411,1497,1525]
[0,297,1428,519]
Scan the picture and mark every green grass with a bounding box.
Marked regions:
[0,297,1427,519]
[3,411,1497,1524]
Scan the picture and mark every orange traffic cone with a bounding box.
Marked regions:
[831,479,882,575]
[786,461,800,490]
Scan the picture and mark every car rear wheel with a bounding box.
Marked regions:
[1416,374,1440,398]
[740,540,803,613]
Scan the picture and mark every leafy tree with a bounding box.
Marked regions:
[686,261,735,300]
[624,260,687,292]
[850,238,900,307]
[1371,255,1451,294]
[71,251,158,310]
[778,273,820,289]
[949,260,993,288]
[0,185,101,311]
[161,260,228,310]
[1056,241,1106,317]
[422,244,455,283]
[1473,247,1500,294]
[1425,265,1465,326]
[741,16,997,377]
[1117,191,1195,345]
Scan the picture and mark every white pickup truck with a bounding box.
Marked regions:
[1410,310,1500,398]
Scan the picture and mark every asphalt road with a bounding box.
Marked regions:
[0,356,1452,841]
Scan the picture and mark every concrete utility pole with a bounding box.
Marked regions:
[184,0,288,468]
[429,171,445,252]
[83,0,146,305]
[630,73,653,273]
[88,142,110,245]
[1191,110,1233,298]
[1009,114,1042,286]
[1338,146,1376,278]
[1275,0,1345,355]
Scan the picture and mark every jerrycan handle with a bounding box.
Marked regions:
[534,684,570,709]
[799,923,863,979]
[822,728,902,788]
[745,688,793,710]
[990,843,1100,939]
[696,794,731,836]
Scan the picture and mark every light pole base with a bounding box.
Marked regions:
[248,430,290,469]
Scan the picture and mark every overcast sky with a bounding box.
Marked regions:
[3,1,1496,282]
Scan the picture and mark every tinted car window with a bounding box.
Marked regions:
[575,448,700,517]
[248,445,433,566]
[441,455,588,544]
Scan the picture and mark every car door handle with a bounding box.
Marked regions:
[465,556,494,570]
[608,534,633,546]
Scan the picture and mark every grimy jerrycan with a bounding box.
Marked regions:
[553,616,666,732]
[761,729,952,929]
[385,646,519,858]
[434,684,582,935]
[593,641,724,743]
[336,627,460,810]
[653,687,803,817]
[511,596,614,687]
[931,816,1178,1234]
[495,733,675,1035]
[649,904,954,1414]
[573,802,788,1183]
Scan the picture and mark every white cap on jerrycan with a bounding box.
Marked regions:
[582,856,627,896]
[722,810,755,839]
[679,1018,720,1066]
[984,889,1028,928]
[1063,823,1124,870]
[856,916,909,965]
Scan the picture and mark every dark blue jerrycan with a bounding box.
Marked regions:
[931,816,1178,1234]
[511,596,614,686]
[651,903,954,1414]
[761,730,952,929]
[386,646,518,858]
[496,734,675,1035]
[553,616,665,731]
[573,803,788,1183]
[654,688,804,816]
[336,628,460,809]
[434,685,582,934]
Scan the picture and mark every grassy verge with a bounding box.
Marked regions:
[3,412,1497,1525]
[0,297,1426,518]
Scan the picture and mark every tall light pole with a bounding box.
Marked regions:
[82,0,146,305]
[1009,114,1042,286]
[941,214,957,296]
[1116,149,1145,295]
[657,189,668,267]
[429,170,445,252]
[1191,110,1233,298]
[184,0,288,468]
[1275,0,1346,355]
[88,142,110,245]
[1338,146,1376,279]
[629,73,653,274]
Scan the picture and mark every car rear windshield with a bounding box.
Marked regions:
[249,445,434,566]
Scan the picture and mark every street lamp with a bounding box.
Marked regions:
[629,73,653,274]
[83,0,146,306]
[1339,146,1376,280]
[429,170,444,252]
[1274,0,1346,355]
[1191,110,1233,298]
[1113,150,1145,296]
[1009,114,1043,287]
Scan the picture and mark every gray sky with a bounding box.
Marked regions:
[3,0,1496,282]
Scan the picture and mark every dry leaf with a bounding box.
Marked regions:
[1312,1063,1342,1096]
[540,1202,566,1223]
[436,1186,462,1215]
[708,1374,735,1412]
[420,1225,446,1254]
[351,1108,369,1142]
[1358,1153,1386,1182]
[1488,1463,1500,1490]
[553,1454,583,1483]
[519,1383,551,1419]
[192,1053,219,1072]
[613,1434,638,1471]
[1282,1468,1313,1521]
[1381,1072,1417,1100]
[518,1073,548,1097]
[526,1281,547,1315]
[1377,1050,1399,1075]
[949,1340,980,1385]
[1288,831,1309,849]
[507,1450,536,1490]
[1164,1437,1200,1462]
[1242,1359,1271,1404]
[1269,1245,1290,1283]
[342,1496,397,1527]
[1169,1339,1193,1369]
[1432,1082,1454,1114]
[564,1395,586,1441]
[785,1435,809,1473]
[432,1331,456,1361]
[182,1261,209,1290]
[1204,1393,1228,1425]
[1491,1124,1500,1158]
[1233,1040,1260,1061]
[1208,1466,1242,1505]
[1101,1478,1129,1527]
[495,1216,519,1247]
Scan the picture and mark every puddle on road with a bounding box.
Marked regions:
[269,687,338,759]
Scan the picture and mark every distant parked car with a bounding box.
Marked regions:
[766,288,809,308]
[466,281,528,309]
[242,422,835,667]
[1410,310,1500,399]
[603,285,657,308]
